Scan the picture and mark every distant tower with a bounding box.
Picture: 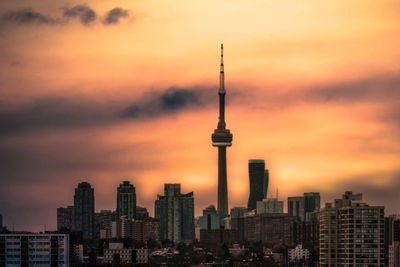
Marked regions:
[74,182,95,238]
[247,159,269,211]
[211,44,233,217]
[117,181,136,219]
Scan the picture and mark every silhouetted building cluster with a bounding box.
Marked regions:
[4,45,400,266]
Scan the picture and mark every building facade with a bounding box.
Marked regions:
[111,217,159,242]
[95,210,116,239]
[198,205,220,230]
[136,206,149,220]
[288,196,305,221]
[288,244,310,262]
[103,243,148,264]
[386,215,400,266]
[256,198,283,214]
[304,192,321,213]
[155,184,194,242]
[117,181,136,220]
[57,206,74,231]
[0,233,69,267]
[320,191,385,266]
[247,159,269,211]
[74,182,95,238]
[243,213,301,245]
[230,207,247,218]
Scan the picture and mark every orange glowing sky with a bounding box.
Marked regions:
[1,0,400,231]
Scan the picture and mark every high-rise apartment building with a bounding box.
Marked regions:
[247,159,269,211]
[57,206,74,231]
[74,182,95,238]
[0,233,69,266]
[320,191,385,266]
[117,181,136,220]
[288,196,305,221]
[154,184,194,242]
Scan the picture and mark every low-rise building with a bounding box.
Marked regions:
[0,233,69,267]
[288,244,310,262]
[111,217,159,242]
[103,243,148,264]
[104,243,133,264]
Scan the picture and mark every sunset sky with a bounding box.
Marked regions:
[1,0,400,231]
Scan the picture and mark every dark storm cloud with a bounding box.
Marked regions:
[2,8,59,25]
[63,4,96,25]
[103,8,129,25]
[120,87,214,119]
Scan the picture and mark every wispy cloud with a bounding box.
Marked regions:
[2,5,132,27]
[103,8,129,25]
[121,87,213,119]
[63,4,96,25]
[2,8,59,25]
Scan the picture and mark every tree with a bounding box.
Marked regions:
[112,253,121,266]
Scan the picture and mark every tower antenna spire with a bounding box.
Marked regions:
[219,44,225,94]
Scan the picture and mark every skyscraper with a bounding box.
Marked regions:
[304,192,320,213]
[57,206,74,231]
[155,184,194,242]
[247,159,269,211]
[74,182,95,238]
[117,181,136,219]
[211,44,233,217]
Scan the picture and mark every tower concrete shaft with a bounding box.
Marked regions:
[212,44,233,217]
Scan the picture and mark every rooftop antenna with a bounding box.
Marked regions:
[276,188,278,199]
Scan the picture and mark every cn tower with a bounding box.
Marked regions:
[211,44,233,217]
